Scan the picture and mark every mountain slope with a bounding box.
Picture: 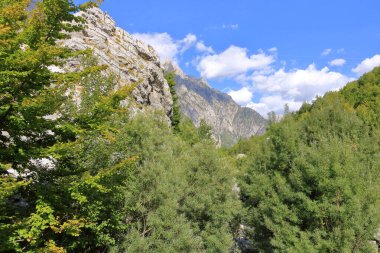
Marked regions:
[164,62,267,146]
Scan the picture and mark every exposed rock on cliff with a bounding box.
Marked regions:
[163,62,267,146]
[61,7,173,118]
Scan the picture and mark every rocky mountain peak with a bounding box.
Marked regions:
[163,61,186,79]
[167,63,267,146]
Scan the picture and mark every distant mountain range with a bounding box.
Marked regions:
[164,62,267,146]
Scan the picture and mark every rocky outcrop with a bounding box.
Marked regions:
[61,7,173,118]
[163,62,267,146]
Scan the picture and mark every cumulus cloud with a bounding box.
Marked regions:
[329,58,346,66]
[230,64,351,116]
[269,47,278,53]
[352,54,380,75]
[196,47,352,116]
[193,45,379,117]
[252,64,351,101]
[196,46,275,79]
[133,32,197,62]
[178,33,197,53]
[321,48,332,56]
[228,87,253,104]
[247,97,303,117]
[196,41,214,54]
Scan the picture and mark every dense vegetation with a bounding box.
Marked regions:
[232,67,380,252]
[0,1,240,252]
[1,0,380,252]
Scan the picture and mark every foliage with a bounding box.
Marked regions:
[108,112,241,252]
[165,72,182,132]
[341,66,380,128]
[234,67,380,252]
[0,2,240,251]
[79,0,103,11]
[0,0,94,251]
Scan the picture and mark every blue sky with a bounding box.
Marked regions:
[75,0,380,116]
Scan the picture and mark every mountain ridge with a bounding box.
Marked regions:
[163,62,267,146]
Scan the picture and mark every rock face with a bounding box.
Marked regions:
[61,7,173,118]
[163,62,267,146]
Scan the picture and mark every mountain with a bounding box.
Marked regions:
[163,62,267,146]
[61,7,266,146]
[61,7,173,120]
[44,6,379,150]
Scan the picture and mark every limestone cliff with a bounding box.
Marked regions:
[61,7,173,118]
[163,62,267,146]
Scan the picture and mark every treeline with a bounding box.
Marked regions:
[231,67,380,251]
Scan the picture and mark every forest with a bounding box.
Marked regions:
[1,0,380,252]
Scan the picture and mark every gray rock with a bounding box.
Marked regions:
[163,62,267,146]
[60,7,173,119]
[236,154,247,159]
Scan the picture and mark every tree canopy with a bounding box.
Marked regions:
[232,67,380,252]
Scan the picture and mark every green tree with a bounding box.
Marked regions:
[109,113,241,253]
[165,72,181,132]
[267,111,277,125]
[197,119,213,140]
[284,103,290,115]
[238,85,380,252]
[0,1,113,251]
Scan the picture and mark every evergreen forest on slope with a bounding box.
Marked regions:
[1,1,380,252]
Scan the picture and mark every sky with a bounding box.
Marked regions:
[74,0,380,116]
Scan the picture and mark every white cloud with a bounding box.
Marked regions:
[132,32,197,63]
[252,64,351,101]
[321,48,332,56]
[196,41,214,54]
[247,97,303,117]
[222,24,239,30]
[329,58,346,66]
[178,33,197,53]
[243,64,352,116]
[269,47,278,53]
[228,87,253,104]
[197,46,275,79]
[192,45,366,117]
[133,32,177,62]
[352,54,380,75]
[195,46,352,116]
